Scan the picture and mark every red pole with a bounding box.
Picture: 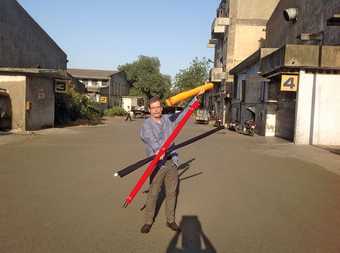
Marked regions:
[123,99,201,207]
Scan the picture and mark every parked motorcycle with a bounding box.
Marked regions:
[229,107,257,136]
[243,120,256,136]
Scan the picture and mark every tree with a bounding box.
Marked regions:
[174,57,211,92]
[118,56,171,99]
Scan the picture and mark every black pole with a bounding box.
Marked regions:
[113,126,224,178]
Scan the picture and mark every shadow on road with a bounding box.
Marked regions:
[315,145,340,156]
[166,215,217,253]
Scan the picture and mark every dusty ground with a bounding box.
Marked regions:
[1,117,340,253]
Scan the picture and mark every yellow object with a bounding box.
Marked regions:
[165,83,214,106]
[281,74,298,92]
[100,96,108,104]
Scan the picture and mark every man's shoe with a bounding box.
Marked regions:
[166,222,181,232]
[140,224,152,234]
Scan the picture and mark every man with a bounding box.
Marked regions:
[139,91,203,234]
[125,107,134,121]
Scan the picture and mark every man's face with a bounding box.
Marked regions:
[149,100,163,119]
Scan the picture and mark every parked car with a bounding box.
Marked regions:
[195,109,210,124]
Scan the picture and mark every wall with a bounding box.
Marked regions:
[272,78,296,141]
[0,75,26,130]
[111,72,130,107]
[26,76,55,130]
[225,0,280,81]
[236,0,280,20]
[0,0,67,69]
[0,92,12,130]
[265,0,340,48]
[312,74,340,145]
[231,25,266,71]
[295,71,314,144]
[296,71,340,145]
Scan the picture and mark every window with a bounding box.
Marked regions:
[260,83,266,102]
[241,80,246,102]
[95,94,100,102]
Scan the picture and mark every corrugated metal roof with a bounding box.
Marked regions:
[68,68,119,80]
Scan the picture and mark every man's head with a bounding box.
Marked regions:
[148,96,163,120]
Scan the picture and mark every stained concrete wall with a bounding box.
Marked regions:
[270,78,296,141]
[295,71,340,145]
[236,0,280,20]
[26,76,55,130]
[265,0,340,48]
[0,0,67,69]
[225,0,280,80]
[0,75,26,130]
[231,25,267,70]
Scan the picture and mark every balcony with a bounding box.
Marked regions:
[211,17,230,38]
[210,68,227,82]
[207,39,218,48]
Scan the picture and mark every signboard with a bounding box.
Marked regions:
[100,96,108,104]
[281,75,298,92]
[55,80,67,93]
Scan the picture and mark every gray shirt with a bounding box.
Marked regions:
[140,98,197,167]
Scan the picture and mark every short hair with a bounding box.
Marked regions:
[148,96,162,107]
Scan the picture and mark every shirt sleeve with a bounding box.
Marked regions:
[140,121,162,154]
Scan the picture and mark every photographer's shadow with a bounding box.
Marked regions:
[166,215,217,253]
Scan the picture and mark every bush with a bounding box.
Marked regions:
[104,107,127,117]
[55,89,103,125]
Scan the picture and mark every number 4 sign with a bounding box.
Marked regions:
[281,75,298,92]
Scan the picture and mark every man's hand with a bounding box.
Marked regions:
[156,150,165,160]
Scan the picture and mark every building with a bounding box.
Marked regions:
[230,0,340,145]
[65,73,86,94]
[0,88,11,130]
[0,0,68,131]
[67,68,130,110]
[207,0,280,125]
[229,48,277,136]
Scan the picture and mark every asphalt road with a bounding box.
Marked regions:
[1,117,340,253]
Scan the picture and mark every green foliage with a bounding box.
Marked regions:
[55,89,102,125]
[104,107,127,117]
[174,57,211,92]
[128,87,143,96]
[118,55,171,99]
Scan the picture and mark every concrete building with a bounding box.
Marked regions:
[0,88,11,130]
[229,48,277,136]
[0,0,68,131]
[67,69,130,110]
[230,0,340,145]
[207,0,280,125]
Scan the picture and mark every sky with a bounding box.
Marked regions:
[17,0,220,78]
